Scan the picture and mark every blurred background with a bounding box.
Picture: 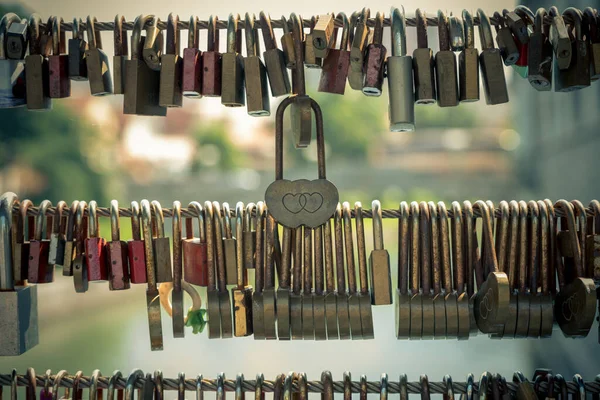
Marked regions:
[1,0,599,390]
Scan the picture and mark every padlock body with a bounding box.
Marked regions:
[479,49,509,105]
[85,237,108,281]
[128,239,147,283]
[459,48,480,102]
[113,55,128,95]
[28,240,53,283]
[554,40,591,92]
[48,55,71,98]
[6,24,28,60]
[201,51,222,97]
[108,240,130,290]
[183,47,203,97]
[496,29,520,65]
[0,59,26,108]
[412,48,436,104]
[516,41,528,67]
[554,277,596,336]
[318,49,350,95]
[68,38,88,81]
[86,48,113,96]
[527,33,552,91]
[232,286,253,337]
[183,238,208,286]
[48,232,66,266]
[291,96,312,148]
[244,56,270,116]
[590,43,600,80]
[124,59,167,116]
[281,33,297,69]
[304,33,322,68]
[153,237,172,283]
[435,51,459,107]
[263,49,291,97]
[369,249,392,305]
[224,238,238,285]
[25,54,51,111]
[13,242,29,282]
[159,54,183,107]
[362,44,386,96]
[0,285,39,356]
[221,53,245,107]
[62,241,75,276]
[387,55,415,132]
[243,231,256,270]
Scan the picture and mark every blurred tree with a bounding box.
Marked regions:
[190,119,244,172]
[0,3,28,16]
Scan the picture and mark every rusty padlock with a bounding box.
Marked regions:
[62,201,79,277]
[128,201,147,284]
[48,16,71,98]
[85,200,108,281]
[13,199,34,283]
[28,200,53,284]
[107,200,130,291]
[183,201,208,286]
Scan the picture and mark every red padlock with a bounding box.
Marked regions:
[85,200,108,281]
[28,200,53,283]
[107,200,130,290]
[128,201,147,284]
[202,15,222,96]
[514,6,534,67]
[182,16,202,97]
[13,199,34,283]
[48,16,71,98]
[183,201,208,286]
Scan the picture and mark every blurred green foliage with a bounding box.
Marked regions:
[190,119,244,171]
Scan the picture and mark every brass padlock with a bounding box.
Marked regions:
[305,16,323,68]
[477,9,509,105]
[459,11,480,102]
[68,18,88,81]
[107,200,130,291]
[554,8,591,92]
[252,202,266,339]
[159,13,183,107]
[349,8,370,90]
[438,202,456,338]
[13,199,34,283]
[312,13,335,59]
[113,15,128,95]
[334,204,351,339]
[451,201,471,339]
[302,226,315,339]
[171,201,184,338]
[395,201,411,339]
[0,13,26,108]
[259,12,290,97]
[85,16,113,96]
[221,202,237,285]
[232,202,253,337]
[204,201,221,339]
[280,15,296,69]
[142,17,164,72]
[583,8,600,80]
[277,224,292,340]
[243,13,270,116]
[72,201,89,293]
[263,212,278,339]
[212,201,233,338]
[28,199,53,284]
[370,200,392,305]
[549,6,572,70]
[343,202,362,339]
[435,11,459,107]
[242,203,256,270]
[413,9,436,104]
[222,14,245,107]
[151,200,172,283]
[354,202,375,339]
[25,14,51,111]
[0,192,39,356]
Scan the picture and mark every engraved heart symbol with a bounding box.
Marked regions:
[283,193,305,214]
[303,193,324,213]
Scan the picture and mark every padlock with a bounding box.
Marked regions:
[151,200,172,283]
[289,13,312,149]
[537,200,554,338]
[202,15,222,97]
[48,17,70,98]
[48,200,66,266]
[61,201,78,276]
[5,16,28,61]
[318,12,351,95]
[0,192,39,356]
[28,200,53,283]
[477,9,509,105]
[435,10,459,107]
[259,12,290,97]
[349,8,370,90]
[85,16,113,96]
[586,200,600,281]
[140,200,163,351]
[13,199,34,282]
[555,8,591,92]
[221,14,245,107]
[583,8,600,80]
[413,9,436,104]
[204,201,221,339]
[438,202,456,338]
[514,7,535,71]
[265,96,339,229]
[449,15,465,52]
[354,202,374,339]
[458,10,480,102]
[124,15,167,116]
[302,225,315,339]
[159,13,183,107]
[243,13,270,116]
[494,12,520,66]
[514,373,537,400]
[395,202,411,339]
[252,202,266,339]
[362,12,386,96]
[305,16,323,68]
[280,15,296,69]
[183,201,208,286]
[0,13,26,108]
[312,13,334,58]
[549,7,572,70]
[513,201,529,339]
[142,17,163,72]
[322,219,337,339]
[462,201,477,335]
[242,202,256,270]
[277,223,292,340]
[526,201,542,338]
[171,201,184,338]
[128,201,147,284]
[419,201,435,340]
[369,200,392,305]
[387,8,415,131]
[113,15,128,95]
[84,200,108,282]
[68,19,88,81]
[107,200,130,291]
[72,201,89,293]
[182,16,202,98]
[451,202,471,339]
[263,212,278,340]
[212,201,233,338]
[333,204,351,340]
[25,15,51,111]
[408,202,422,339]
[221,202,237,285]
[528,8,553,90]
[232,202,253,337]
[342,202,362,339]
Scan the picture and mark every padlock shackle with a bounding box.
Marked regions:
[462,10,475,49]
[563,7,583,41]
[437,201,452,294]
[207,15,219,52]
[409,201,420,295]
[235,202,245,288]
[320,373,333,400]
[0,13,21,59]
[89,370,102,400]
[290,13,306,96]
[34,200,51,241]
[124,370,144,400]
[86,16,103,50]
[212,201,227,292]
[172,200,182,293]
[420,375,431,400]
[64,201,79,242]
[51,370,68,400]
[554,199,583,279]
[437,10,450,51]
[114,15,128,57]
[473,200,499,274]
[527,200,540,291]
[72,18,83,40]
[254,201,265,292]
[418,201,432,294]
[52,16,65,55]
[15,199,32,244]
[109,200,120,241]
[244,202,255,232]
[259,12,277,51]
[477,9,495,50]
[449,16,464,51]
[88,200,100,238]
[397,201,409,294]
[131,15,152,60]
[140,200,158,288]
[389,7,406,57]
[188,16,198,49]
[341,202,356,294]
[372,200,384,250]
[534,8,548,35]
[130,201,141,241]
[582,8,598,44]
[537,200,550,295]
[494,201,509,275]
[52,201,66,237]
[0,192,18,290]
[274,96,326,181]
[450,201,464,293]
[74,201,87,254]
[443,376,454,400]
[244,13,260,57]
[478,373,491,398]
[226,13,241,54]
[506,200,519,290]
[336,12,350,51]
[415,9,428,49]
[515,6,535,25]
[589,200,600,234]
[151,200,165,238]
[28,14,41,55]
[371,12,384,45]
[166,13,180,56]
[380,374,389,400]
[188,201,206,242]
[222,202,233,239]
[203,201,216,290]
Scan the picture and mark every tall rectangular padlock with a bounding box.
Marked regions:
[0,192,39,356]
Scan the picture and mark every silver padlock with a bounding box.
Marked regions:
[0,14,26,108]
[0,192,39,356]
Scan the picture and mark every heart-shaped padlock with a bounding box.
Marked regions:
[265,96,339,228]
